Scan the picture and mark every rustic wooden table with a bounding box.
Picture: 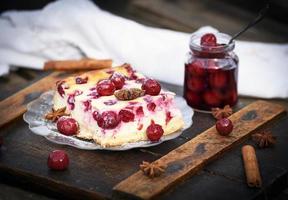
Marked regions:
[1,0,288,199]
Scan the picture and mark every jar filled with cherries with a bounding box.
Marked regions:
[184,32,239,112]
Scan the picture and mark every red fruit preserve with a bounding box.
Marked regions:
[184,32,238,111]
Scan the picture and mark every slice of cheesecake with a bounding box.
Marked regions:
[52,64,184,147]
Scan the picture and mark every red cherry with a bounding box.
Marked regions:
[185,91,202,107]
[203,90,221,107]
[124,64,138,80]
[201,33,217,46]
[130,73,138,80]
[110,72,125,89]
[136,106,144,116]
[47,150,69,171]
[96,79,115,96]
[88,91,100,99]
[137,124,144,130]
[141,79,161,96]
[75,77,88,84]
[216,118,233,136]
[186,60,206,77]
[146,123,164,142]
[187,77,206,92]
[119,109,135,122]
[147,102,156,111]
[96,111,120,129]
[57,117,78,136]
[209,70,228,89]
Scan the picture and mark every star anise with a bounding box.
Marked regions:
[212,105,233,119]
[114,88,145,101]
[140,161,166,178]
[252,130,276,148]
[45,107,69,122]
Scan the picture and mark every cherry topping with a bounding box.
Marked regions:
[92,111,100,121]
[146,122,164,142]
[119,109,135,122]
[124,64,133,73]
[141,79,161,96]
[83,100,91,112]
[216,118,233,136]
[130,73,138,80]
[75,77,88,84]
[57,81,65,97]
[137,124,143,130]
[67,95,75,110]
[96,79,115,96]
[110,72,125,89]
[147,102,156,111]
[88,91,100,99]
[165,112,173,124]
[124,64,138,80]
[106,69,115,74]
[74,90,83,96]
[136,106,144,116]
[201,33,217,46]
[47,150,69,171]
[96,111,120,129]
[57,117,78,136]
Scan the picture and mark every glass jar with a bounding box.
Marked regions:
[184,32,239,112]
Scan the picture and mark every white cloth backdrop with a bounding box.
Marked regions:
[0,0,287,98]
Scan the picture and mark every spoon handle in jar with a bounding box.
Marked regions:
[229,3,270,44]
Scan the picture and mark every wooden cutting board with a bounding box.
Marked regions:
[0,79,286,200]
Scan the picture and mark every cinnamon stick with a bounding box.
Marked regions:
[44,58,112,71]
[241,145,262,188]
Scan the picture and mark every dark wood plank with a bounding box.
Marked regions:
[0,182,55,200]
[113,101,286,199]
[0,72,77,128]
[161,114,288,200]
[160,164,287,200]
[127,0,288,42]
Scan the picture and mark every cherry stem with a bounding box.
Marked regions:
[229,3,270,44]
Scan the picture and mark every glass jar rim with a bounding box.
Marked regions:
[189,32,235,53]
